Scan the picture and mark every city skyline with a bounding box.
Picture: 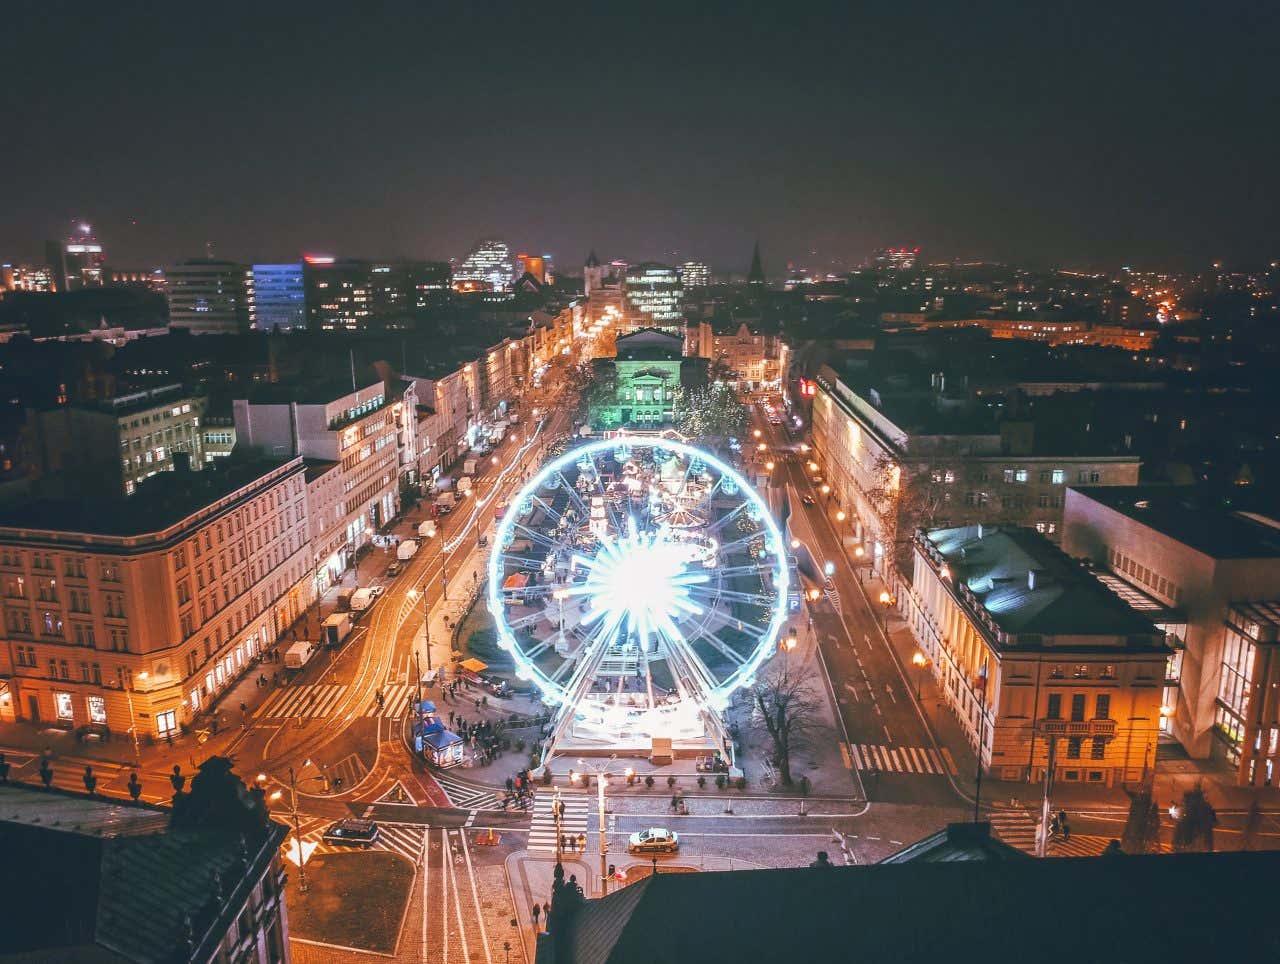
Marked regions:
[3,4,1277,273]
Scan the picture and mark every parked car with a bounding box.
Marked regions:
[385,562,403,577]
[323,819,379,847]
[800,494,815,507]
[368,585,386,598]
[628,828,679,854]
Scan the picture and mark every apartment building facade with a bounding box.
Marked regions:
[25,384,206,496]
[1062,485,1280,784]
[809,367,1139,578]
[0,458,311,736]
[908,525,1168,787]
[688,320,789,391]
[233,381,399,595]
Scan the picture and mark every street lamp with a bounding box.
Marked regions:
[261,763,315,893]
[753,429,762,438]
[911,651,931,699]
[765,461,775,471]
[570,756,632,896]
[781,628,798,669]
[408,584,432,704]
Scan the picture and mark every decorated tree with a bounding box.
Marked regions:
[674,382,748,441]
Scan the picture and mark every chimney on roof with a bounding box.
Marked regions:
[1028,569,1047,591]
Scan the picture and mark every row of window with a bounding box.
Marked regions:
[928,468,1100,486]
[1108,547,1183,604]
[1046,692,1111,721]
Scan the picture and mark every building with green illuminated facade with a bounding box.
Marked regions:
[589,328,707,430]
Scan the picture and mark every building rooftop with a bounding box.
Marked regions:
[0,766,287,962]
[550,850,1280,964]
[1069,485,1280,559]
[879,821,1031,863]
[241,375,384,406]
[919,524,1161,644]
[613,328,684,361]
[0,455,298,538]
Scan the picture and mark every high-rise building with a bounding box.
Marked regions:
[45,221,106,291]
[302,256,372,331]
[516,253,547,284]
[679,260,710,289]
[583,251,605,296]
[622,262,683,330]
[454,239,514,291]
[0,264,56,293]
[303,258,449,331]
[747,241,765,285]
[166,259,254,334]
[251,263,305,330]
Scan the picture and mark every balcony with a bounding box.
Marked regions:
[1037,718,1117,738]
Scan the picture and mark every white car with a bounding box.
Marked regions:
[368,585,386,599]
[628,827,679,854]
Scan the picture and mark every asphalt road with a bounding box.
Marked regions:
[750,403,965,810]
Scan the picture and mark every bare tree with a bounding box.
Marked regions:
[750,660,827,787]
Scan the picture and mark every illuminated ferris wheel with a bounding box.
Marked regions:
[486,436,789,756]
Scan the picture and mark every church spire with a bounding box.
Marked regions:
[747,241,765,284]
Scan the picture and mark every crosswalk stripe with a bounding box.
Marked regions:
[529,793,591,854]
[433,774,504,809]
[851,744,946,776]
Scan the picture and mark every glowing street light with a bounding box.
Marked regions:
[790,538,801,549]
[835,510,846,522]
[753,429,762,438]
[911,651,931,699]
[821,484,831,495]
[765,461,775,471]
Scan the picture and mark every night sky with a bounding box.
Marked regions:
[3,1,1277,272]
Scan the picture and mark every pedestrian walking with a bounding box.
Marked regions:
[542,902,551,925]
[670,794,679,813]
[532,903,541,930]
[127,772,143,801]
[39,759,53,789]
[577,832,586,853]
[82,765,97,795]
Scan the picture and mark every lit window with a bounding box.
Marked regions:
[55,692,74,721]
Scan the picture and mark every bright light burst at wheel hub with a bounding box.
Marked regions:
[486,436,789,743]
[573,517,708,655]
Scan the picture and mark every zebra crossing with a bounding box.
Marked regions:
[988,809,1129,858]
[433,772,503,810]
[849,743,955,775]
[296,817,427,862]
[988,807,1038,853]
[528,791,591,855]
[258,684,348,720]
[256,682,419,720]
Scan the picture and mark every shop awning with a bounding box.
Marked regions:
[459,658,488,674]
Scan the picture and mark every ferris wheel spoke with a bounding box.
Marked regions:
[715,531,775,556]
[685,625,749,666]
[707,503,750,533]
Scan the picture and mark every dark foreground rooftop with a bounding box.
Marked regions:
[546,849,1280,964]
